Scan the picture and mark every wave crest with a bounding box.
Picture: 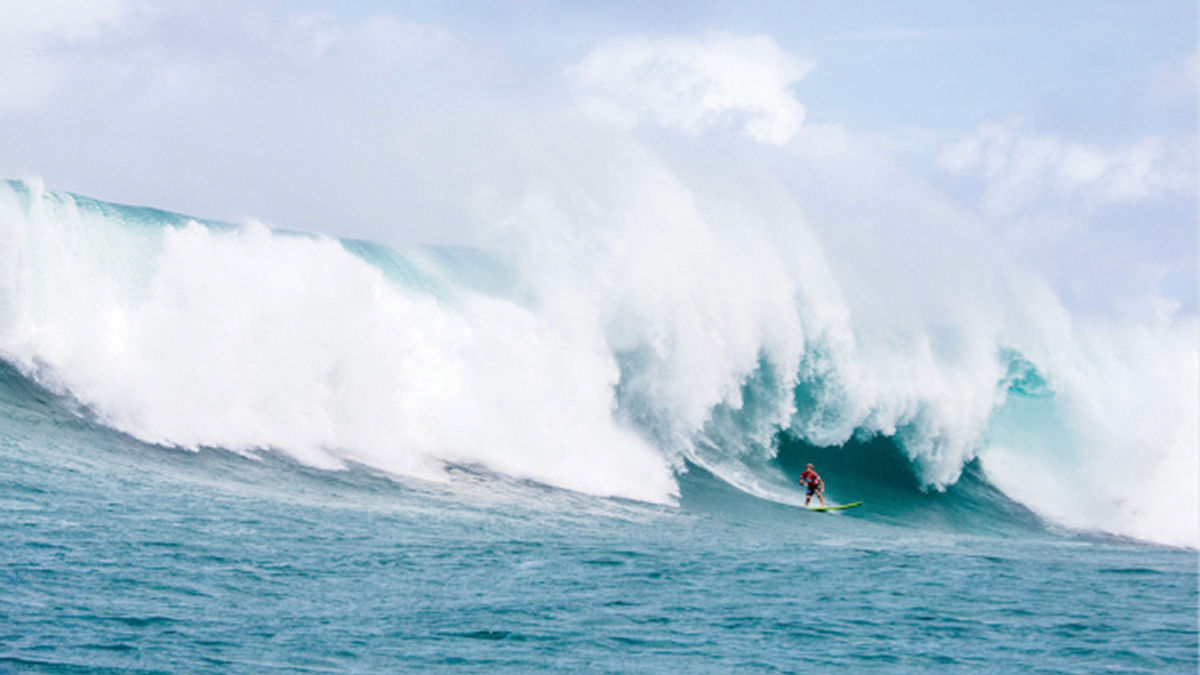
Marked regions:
[1,175,1195,547]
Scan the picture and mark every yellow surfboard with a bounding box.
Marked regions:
[809,501,863,512]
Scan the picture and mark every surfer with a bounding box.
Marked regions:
[799,463,826,507]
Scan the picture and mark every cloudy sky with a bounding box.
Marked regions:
[1,0,1196,315]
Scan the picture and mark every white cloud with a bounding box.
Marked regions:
[280,11,449,60]
[1150,50,1200,105]
[936,118,1198,319]
[567,33,813,145]
[0,50,57,113]
[0,0,143,112]
[833,27,1003,42]
[0,0,135,43]
[937,119,1196,215]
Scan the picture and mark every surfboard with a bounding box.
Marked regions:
[809,501,863,512]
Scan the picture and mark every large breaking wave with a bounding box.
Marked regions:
[0,171,1195,548]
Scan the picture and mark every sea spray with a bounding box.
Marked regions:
[1,173,1195,547]
[0,180,676,501]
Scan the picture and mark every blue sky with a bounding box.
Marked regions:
[1,0,1196,314]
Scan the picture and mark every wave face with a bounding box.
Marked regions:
[1,178,1196,547]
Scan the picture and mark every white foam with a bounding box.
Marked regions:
[2,143,1196,549]
[982,313,1200,548]
[0,182,676,503]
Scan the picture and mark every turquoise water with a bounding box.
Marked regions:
[1,362,1195,673]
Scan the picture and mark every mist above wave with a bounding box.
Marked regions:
[0,127,1194,549]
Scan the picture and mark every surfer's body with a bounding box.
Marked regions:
[799,463,825,507]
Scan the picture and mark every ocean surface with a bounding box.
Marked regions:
[1,359,1196,673]
[1,182,1197,672]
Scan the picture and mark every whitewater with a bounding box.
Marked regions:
[1,167,1195,546]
